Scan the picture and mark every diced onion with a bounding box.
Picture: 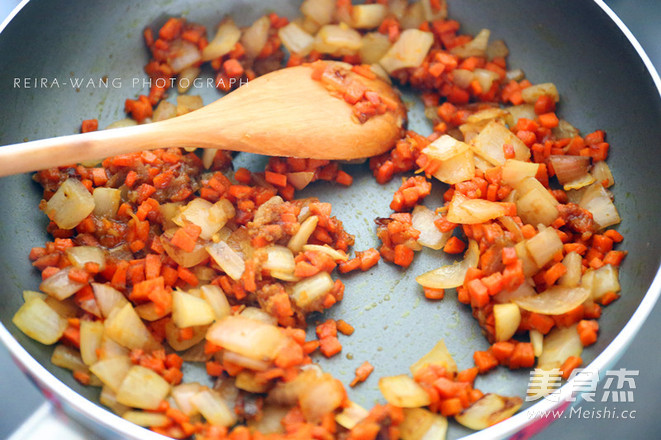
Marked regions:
[504,104,536,127]
[202,19,241,62]
[514,177,559,227]
[493,303,522,342]
[359,32,391,65]
[455,393,523,430]
[223,350,271,371]
[585,264,620,301]
[80,320,104,366]
[122,411,169,428]
[165,321,208,351]
[240,307,278,325]
[548,155,591,186]
[105,118,138,130]
[411,205,450,250]
[51,344,88,372]
[247,405,289,434]
[558,251,583,287]
[90,356,132,392]
[100,387,130,415]
[162,234,209,268]
[241,16,271,59]
[450,29,490,58]
[206,316,287,362]
[206,241,245,280]
[447,193,506,224]
[399,2,425,30]
[336,401,369,430]
[421,0,447,21]
[299,374,346,423]
[552,119,580,139]
[578,182,620,229]
[286,171,315,190]
[537,325,582,370]
[172,382,203,416]
[92,283,129,318]
[177,198,235,241]
[177,66,200,94]
[525,226,563,268]
[314,24,363,55]
[471,121,530,165]
[200,284,231,320]
[473,68,500,93]
[514,286,591,315]
[400,408,448,440]
[66,246,106,271]
[290,271,335,309]
[379,375,431,408]
[300,0,335,26]
[191,388,237,426]
[486,39,509,60]
[104,303,161,351]
[590,161,615,188]
[93,187,121,218]
[423,135,475,185]
[172,290,216,328]
[409,339,457,375]
[379,29,434,74]
[501,159,539,187]
[521,82,559,104]
[168,41,202,73]
[279,22,315,56]
[452,69,474,89]
[493,280,536,304]
[530,330,544,357]
[176,94,204,116]
[40,267,86,300]
[44,178,95,229]
[116,366,171,410]
[302,244,348,262]
[351,4,387,29]
[416,239,478,289]
[259,245,297,275]
[288,215,319,253]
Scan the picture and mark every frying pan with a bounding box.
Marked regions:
[1,0,660,439]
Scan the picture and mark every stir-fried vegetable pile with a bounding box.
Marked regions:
[12,1,626,439]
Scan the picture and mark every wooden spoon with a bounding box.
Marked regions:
[0,61,406,177]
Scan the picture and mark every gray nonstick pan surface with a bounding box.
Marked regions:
[0,1,660,439]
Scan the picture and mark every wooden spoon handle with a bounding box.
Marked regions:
[0,122,194,177]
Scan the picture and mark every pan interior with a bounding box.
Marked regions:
[1,1,660,439]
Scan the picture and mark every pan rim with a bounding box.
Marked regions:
[1,0,660,439]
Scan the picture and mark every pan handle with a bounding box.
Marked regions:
[8,402,103,440]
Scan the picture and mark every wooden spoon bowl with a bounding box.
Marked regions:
[0,61,406,177]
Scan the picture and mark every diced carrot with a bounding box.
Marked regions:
[543,262,567,287]
[265,171,288,188]
[206,361,224,376]
[509,342,535,369]
[319,337,342,357]
[491,342,515,364]
[440,398,463,417]
[473,350,498,373]
[350,361,375,387]
[170,227,197,252]
[560,356,583,380]
[577,320,599,346]
[424,287,445,300]
[443,236,466,254]
[393,244,414,267]
[336,319,355,336]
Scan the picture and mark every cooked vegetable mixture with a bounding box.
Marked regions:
[12,1,626,439]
